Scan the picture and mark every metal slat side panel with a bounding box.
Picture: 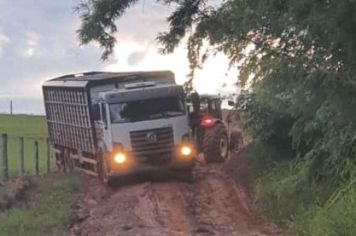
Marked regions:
[85,89,97,152]
[43,88,52,146]
[43,86,96,154]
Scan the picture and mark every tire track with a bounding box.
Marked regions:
[70,160,283,236]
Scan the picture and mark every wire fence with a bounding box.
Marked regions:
[0,133,55,181]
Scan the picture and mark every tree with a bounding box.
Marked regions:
[76,0,206,60]
[77,0,356,182]
[76,0,207,86]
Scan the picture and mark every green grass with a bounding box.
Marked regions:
[0,173,81,236]
[0,114,47,138]
[0,114,51,177]
[294,184,356,236]
[249,143,356,236]
[0,115,82,235]
[255,165,356,236]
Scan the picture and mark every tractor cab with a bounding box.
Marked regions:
[198,95,223,120]
[187,94,222,120]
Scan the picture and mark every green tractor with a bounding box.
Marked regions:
[188,93,238,163]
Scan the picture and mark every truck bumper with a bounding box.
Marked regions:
[107,157,195,177]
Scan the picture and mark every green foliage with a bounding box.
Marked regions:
[0,174,81,236]
[76,0,139,60]
[254,161,338,224]
[76,0,206,61]
[294,183,356,236]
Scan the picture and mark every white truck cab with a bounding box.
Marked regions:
[96,82,195,179]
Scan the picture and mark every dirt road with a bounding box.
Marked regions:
[70,156,282,236]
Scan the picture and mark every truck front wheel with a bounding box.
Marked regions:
[202,123,229,163]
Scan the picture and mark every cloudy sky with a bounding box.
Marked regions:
[0,0,237,114]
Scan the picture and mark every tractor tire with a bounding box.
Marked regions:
[203,123,229,163]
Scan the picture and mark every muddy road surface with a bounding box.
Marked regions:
[70,156,282,236]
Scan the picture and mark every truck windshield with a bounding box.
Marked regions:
[109,96,185,123]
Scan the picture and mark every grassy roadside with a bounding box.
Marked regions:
[0,173,81,236]
[243,142,356,236]
[0,114,51,176]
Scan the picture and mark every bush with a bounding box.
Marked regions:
[238,77,356,234]
[252,153,356,235]
[294,184,356,236]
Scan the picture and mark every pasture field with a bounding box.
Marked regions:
[0,114,52,177]
[0,173,81,236]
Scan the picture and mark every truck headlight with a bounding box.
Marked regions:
[181,145,192,157]
[114,153,126,164]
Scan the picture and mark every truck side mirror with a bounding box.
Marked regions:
[228,100,235,106]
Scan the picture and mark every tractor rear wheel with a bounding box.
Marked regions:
[202,123,229,163]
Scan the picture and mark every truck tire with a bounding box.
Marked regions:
[202,123,229,163]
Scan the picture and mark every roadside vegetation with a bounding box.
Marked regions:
[0,173,81,236]
[0,114,50,176]
[229,2,356,235]
[76,0,356,235]
[0,114,82,235]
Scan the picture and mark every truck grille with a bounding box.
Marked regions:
[130,127,174,164]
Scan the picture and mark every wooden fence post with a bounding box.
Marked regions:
[46,138,50,174]
[1,134,8,181]
[19,137,24,177]
[33,141,39,175]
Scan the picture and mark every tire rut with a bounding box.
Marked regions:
[70,158,282,236]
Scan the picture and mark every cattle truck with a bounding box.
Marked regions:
[42,71,195,183]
